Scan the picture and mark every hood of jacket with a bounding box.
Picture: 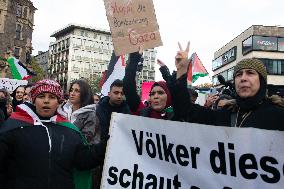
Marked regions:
[71,104,96,123]
[0,103,81,151]
[58,101,96,123]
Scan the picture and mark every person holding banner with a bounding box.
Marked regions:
[0,79,106,189]
[123,49,174,120]
[171,42,284,130]
[95,79,131,188]
[96,79,131,142]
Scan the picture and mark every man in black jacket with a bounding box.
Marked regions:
[171,43,284,130]
[94,79,130,188]
[96,79,131,141]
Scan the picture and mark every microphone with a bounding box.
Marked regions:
[217,74,235,97]
[217,75,226,85]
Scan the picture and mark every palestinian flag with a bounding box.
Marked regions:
[101,51,125,96]
[98,70,107,90]
[6,56,36,80]
[187,53,209,86]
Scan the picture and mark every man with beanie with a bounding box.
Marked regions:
[0,79,106,189]
[171,46,284,130]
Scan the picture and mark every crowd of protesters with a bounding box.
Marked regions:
[0,42,284,189]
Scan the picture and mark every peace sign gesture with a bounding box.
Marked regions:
[175,42,190,78]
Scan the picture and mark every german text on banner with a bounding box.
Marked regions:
[101,113,284,189]
[103,0,163,56]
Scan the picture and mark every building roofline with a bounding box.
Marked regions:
[50,24,111,38]
[27,0,37,11]
[34,50,48,58]
[226,25,284,45]
[213,25,284,60]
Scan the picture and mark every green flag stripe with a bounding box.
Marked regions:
[7,57,22,80]
[192,73,209,83]
[57,121,88,144]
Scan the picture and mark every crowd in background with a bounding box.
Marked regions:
[0,43,284,189]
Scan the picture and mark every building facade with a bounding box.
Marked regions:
[0,0,36,63]
[212,25,284,89]
[49,24,156,92]
[34,51,49,74]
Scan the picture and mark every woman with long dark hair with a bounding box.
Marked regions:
[11,85,25,111]
[58,79,99,144]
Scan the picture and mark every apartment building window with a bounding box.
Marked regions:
[66,38,70,47]
[16,4,22,17]
[278,38,284,52]
[23,7,28,18]
[242,36,282,54]
[14,47,21,58]
[15,24,22,40]
[261,59,284,75]
[212,56,222,71]
[227,68,234,81]
[242,36,253,55]
[253,36,277,51]
[29,9,34,23]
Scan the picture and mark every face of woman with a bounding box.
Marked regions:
[93,95,100,104]
[149,86,167,112]
[69,84,81,106]
[15,87,25,101]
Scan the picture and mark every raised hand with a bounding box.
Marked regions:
[175,41,190,79]
[157,59,166,67]
[138,45,144,55]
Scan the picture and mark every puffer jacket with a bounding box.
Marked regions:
[58,102,99,144]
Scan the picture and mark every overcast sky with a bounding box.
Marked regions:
[31,0,284,83]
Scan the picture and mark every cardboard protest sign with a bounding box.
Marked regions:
[101,113,284,189]
[104,0,163,55]
[0,78,28,93]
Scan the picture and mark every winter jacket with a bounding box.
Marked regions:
[96,96,130,142]
[94,96,130,189]
[11,98,22,112]
[58,102,99,144]
[0,103,105,189]
[171,74,284,131]
[123,52,175,120]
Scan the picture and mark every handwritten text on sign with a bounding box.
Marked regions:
[0,78,27,93]
[104,0,162,55]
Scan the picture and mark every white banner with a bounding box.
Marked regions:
[0,78,27,93]
[101,113,284,189]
